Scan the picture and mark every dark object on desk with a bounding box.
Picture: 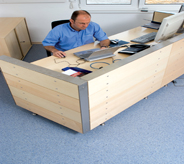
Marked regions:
[110,39,119,44]
[130,32,157,44]
[118,44,150,55]
[46,20,70,57]
[109,39,129,47]
[142,22,160,30]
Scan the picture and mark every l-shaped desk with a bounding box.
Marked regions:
[0,26,184,133]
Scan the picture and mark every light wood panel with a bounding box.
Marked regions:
[10,86,81,123]
[0,17,23,37]
[3,73,80,112]
[15,19,32,56]
[88,45,172,97]
[4,30,22,59]
[0,30,23,59]
[0,56,90,133]
[89,58,168,110]
[0,61,79,99]
[89,45,172,129]
[14,96,82,133]
[0,37,11,57]
[0,17,32,59]
[90,70,165,129]
[161,38,184,86]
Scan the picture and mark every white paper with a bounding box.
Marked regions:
[62,69,77,76]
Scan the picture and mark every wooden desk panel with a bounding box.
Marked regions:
[0,27,184,133]
[161,37,184,86]
[14,96,83,133]
[0,57,89,133]
[4,73,80,112]
[88,45,172,129]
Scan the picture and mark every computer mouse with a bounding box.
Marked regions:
[110,40,119,44]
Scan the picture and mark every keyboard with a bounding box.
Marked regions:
[131,32,157,44]
[79,51,93,58]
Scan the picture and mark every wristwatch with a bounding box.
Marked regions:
[101,46,108,48]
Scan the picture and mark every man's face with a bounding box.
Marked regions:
[70,14,91,31]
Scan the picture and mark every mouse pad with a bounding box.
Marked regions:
[110,40,129,47]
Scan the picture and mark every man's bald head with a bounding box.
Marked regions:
[71,10,91,21]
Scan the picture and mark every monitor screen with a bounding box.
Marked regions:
[154,12,184,43]
[153,11,174,23]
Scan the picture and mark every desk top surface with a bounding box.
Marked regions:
[32,26,157,73]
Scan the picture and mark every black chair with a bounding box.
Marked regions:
[46,19,70,57]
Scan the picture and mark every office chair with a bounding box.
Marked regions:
[46,19,70,57]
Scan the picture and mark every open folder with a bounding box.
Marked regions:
[74,46,121,61]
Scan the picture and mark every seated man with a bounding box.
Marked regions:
[42,10,110,58]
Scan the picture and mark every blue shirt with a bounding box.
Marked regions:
[42,22,108,51]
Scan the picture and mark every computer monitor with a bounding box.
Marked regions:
[154,12,184,43]
[179,4,184,12]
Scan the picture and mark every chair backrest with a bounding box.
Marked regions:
[51,19,70,29]
[46,19,70,57]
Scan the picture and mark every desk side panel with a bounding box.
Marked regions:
[14,96,82,132]
[0,60,79,99]
[0,39,11,57]
[161,38,184,86]
[89,45,172,130]
[0,57,87,133]
[3,73,80,112]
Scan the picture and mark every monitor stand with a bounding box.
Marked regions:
[177,27,184,33]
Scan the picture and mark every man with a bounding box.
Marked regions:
[42,10,110,58]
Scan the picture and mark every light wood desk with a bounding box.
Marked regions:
[0,26,184,133]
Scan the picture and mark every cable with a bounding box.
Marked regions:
[90,62,110,70]
[54,58,86,67]
[113,59,121,63]
[76,58,86,65]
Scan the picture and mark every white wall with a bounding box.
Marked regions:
[0,2,153,43]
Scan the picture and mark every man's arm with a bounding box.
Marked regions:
[44,46,66,58]
[100,39,110,49]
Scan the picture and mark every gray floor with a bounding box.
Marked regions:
[0,45,184,164]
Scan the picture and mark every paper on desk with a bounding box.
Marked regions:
[62,69,77,76]
[94,41,100,47]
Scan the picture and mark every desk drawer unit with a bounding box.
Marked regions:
[0,17,32,60]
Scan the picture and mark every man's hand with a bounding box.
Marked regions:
[44,46,66,58]
[100,46,107,50]
[52,50,66,58]
[100,39,110,49]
